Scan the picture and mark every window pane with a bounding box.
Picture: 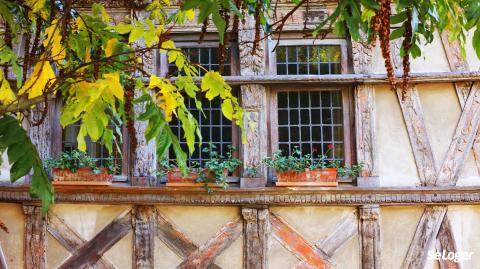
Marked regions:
[276,45,342,75]
[276,91,344,161]
[169,47,232,76]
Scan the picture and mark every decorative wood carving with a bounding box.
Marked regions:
[5,186,480,205]
[155,211,221,269]
[396,86,437,186]
[359,205,380,269]
[58,210,132,269]
[133,206,156,269]
[390,39,403,72]
[23,205,47,269]
[436,216,461,269]
[436,83,480,186]
[47,212,115,269]
[133,89,156,177]
[238,14,265,76]
[242,207,269,269]
[402,206,446,269]
[315,213,358,258]
[241,84,268,180]
[351,39,374,74]
[270,213,334,269]
[177,218,242,269]
[355,84,377,176]
[0,242,7,269]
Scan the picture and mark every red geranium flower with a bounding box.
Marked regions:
[327,144,334,150]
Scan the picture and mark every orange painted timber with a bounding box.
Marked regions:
[270,214,334,269]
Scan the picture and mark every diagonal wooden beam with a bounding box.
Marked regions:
[396,86,438,186]
[156,211,221,269]
[58,210,132,269]
[47,212,115,269]
[270,213,334,269]
[402,206,447,269]
[436,215,461,269]
[177,218,242,269]
[0,242,7,269]
[436,83,480,186]
[133,206,156,269]
[315,214,358,258]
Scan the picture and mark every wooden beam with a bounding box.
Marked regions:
[359,205,380,269]
[177,218,242,269]
[355,84,378,177]
[155,211,221,269]
[270,213,334,269]
[315,214,358,258]
[402,206,446,269]
[23,205,47,269]
[47,212,115,269]
[0,242,7,269]
[242,207,269,269]
[396,86,437,186]
[436,216,461,269]
[436,83,480,186]
[58,210,132,269]
[133,206,156,269]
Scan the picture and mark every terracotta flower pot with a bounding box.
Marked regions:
[52,167,113,185]
[167,168,200,183]
[309,168,337,182]
[276,168,337,183]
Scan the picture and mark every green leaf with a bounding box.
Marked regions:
[390,26,405,40]
[129,23,144,43]
[113,23,134,34]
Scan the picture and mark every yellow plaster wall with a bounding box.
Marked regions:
[0,203,24,269]
[269,206,360,269]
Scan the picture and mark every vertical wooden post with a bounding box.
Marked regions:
[133,206,156,269]
[359,205,380,269]
[0,242,7,269]
[23,205,47,269]
[238,13,268,186]
[241,207,269,269]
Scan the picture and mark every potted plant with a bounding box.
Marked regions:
[240,163,267,188]
[263,145,346,186]
[45,150,118,186]
[165,145,241,188]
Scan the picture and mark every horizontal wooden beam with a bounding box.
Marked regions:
[3,186,480,206]
[169,71,480,86]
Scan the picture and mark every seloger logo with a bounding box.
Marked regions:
[428,250,473,262]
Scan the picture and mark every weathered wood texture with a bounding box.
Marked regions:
[396,86,437,186]
[133,89,156,177]
[47,212,115,269]
[133,206,156,269]
[177,218,242,269]
[155,211,221,269]
[238,13,265,76]
[28,101,53,161]
[241,84,268,181]
[351,39,374,75]
[23,205,47,269]
[58,210,132,269]
[4,186,480,205]
[315,214,358,258]
[242,207,269,269]
[402,206,447,269]
[359,205,380,269]
[436,216,461,269]
[270,213,334,269]
[0,242,7,269]
[355,84,377,176]
[437,83,480,186]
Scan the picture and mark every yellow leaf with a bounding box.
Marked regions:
[104,38,117,58]
[186,9,195,21]
[0,71,15,104]
[43,20,66,61]
[19,60,56,99]
[25,0,46,13]
[102,73,124,101]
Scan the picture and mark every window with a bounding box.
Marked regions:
[62,124,127,178]
[271,87,353,168]
[276,45,342,75]
[168,95,238,168]
[167,47,232,76]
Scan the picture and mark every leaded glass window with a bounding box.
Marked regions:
[276,45,341,75]
[168,47,231,76]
